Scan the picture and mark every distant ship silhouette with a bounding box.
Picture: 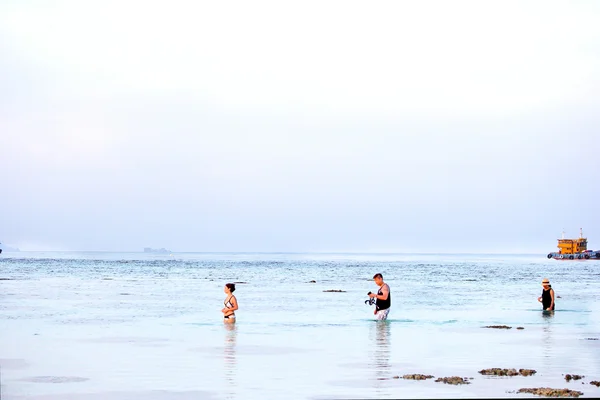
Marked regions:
[143,247,171,254]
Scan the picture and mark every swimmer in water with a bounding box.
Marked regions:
[222,283,238,323]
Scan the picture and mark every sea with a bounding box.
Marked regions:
[1,252,600,399]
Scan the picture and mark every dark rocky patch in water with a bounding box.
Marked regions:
[520,369,537,376]
[565,374,584,381]
[517,388,583,397]
[435,376,471,385]
[308,280,316,283]
[483,325,512,329]
[479,368,519,376]
[589,381,600,387]
[402,374,434,380]
[517,327,525,330]
[479,368,536,377]
[323,289,346,292]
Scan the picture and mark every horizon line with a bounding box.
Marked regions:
[1,250,548,255]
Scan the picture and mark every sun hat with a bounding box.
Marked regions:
[541,278,550,285]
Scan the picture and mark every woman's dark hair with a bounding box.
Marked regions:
[373,273,383,279]
[225,283,236,293]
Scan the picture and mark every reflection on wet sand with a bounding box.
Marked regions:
[224,323,238,399]
[370,321,391,396]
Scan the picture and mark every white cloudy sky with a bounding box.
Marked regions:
[1,0,599,252]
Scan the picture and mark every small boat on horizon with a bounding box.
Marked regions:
[547,229,600,260]
[143,247,171,254]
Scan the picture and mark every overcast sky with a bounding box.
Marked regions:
[1,0,599,253]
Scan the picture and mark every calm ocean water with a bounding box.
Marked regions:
[1,252,600,399]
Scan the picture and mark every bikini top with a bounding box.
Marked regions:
[224,296,235,309]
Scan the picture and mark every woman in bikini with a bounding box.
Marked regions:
[222,283,238,323]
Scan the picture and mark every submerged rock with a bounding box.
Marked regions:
[479,368,519,376]
[323,289,346,292]
[589,381,600,387]
[519,369,537,376]
[565,374,584,382]
[517,327,525,330]
[402,374,434,380]
[483,325,512,329]
[517,388,583,398]
[308,280,316,283]
[435,376,470,385]
[478,368,537,377]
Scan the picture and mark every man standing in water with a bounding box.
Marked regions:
[368,273,391,320]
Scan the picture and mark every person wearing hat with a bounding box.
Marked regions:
[537,278,555,311]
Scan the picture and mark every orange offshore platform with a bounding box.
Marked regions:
[547,229,600,260]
